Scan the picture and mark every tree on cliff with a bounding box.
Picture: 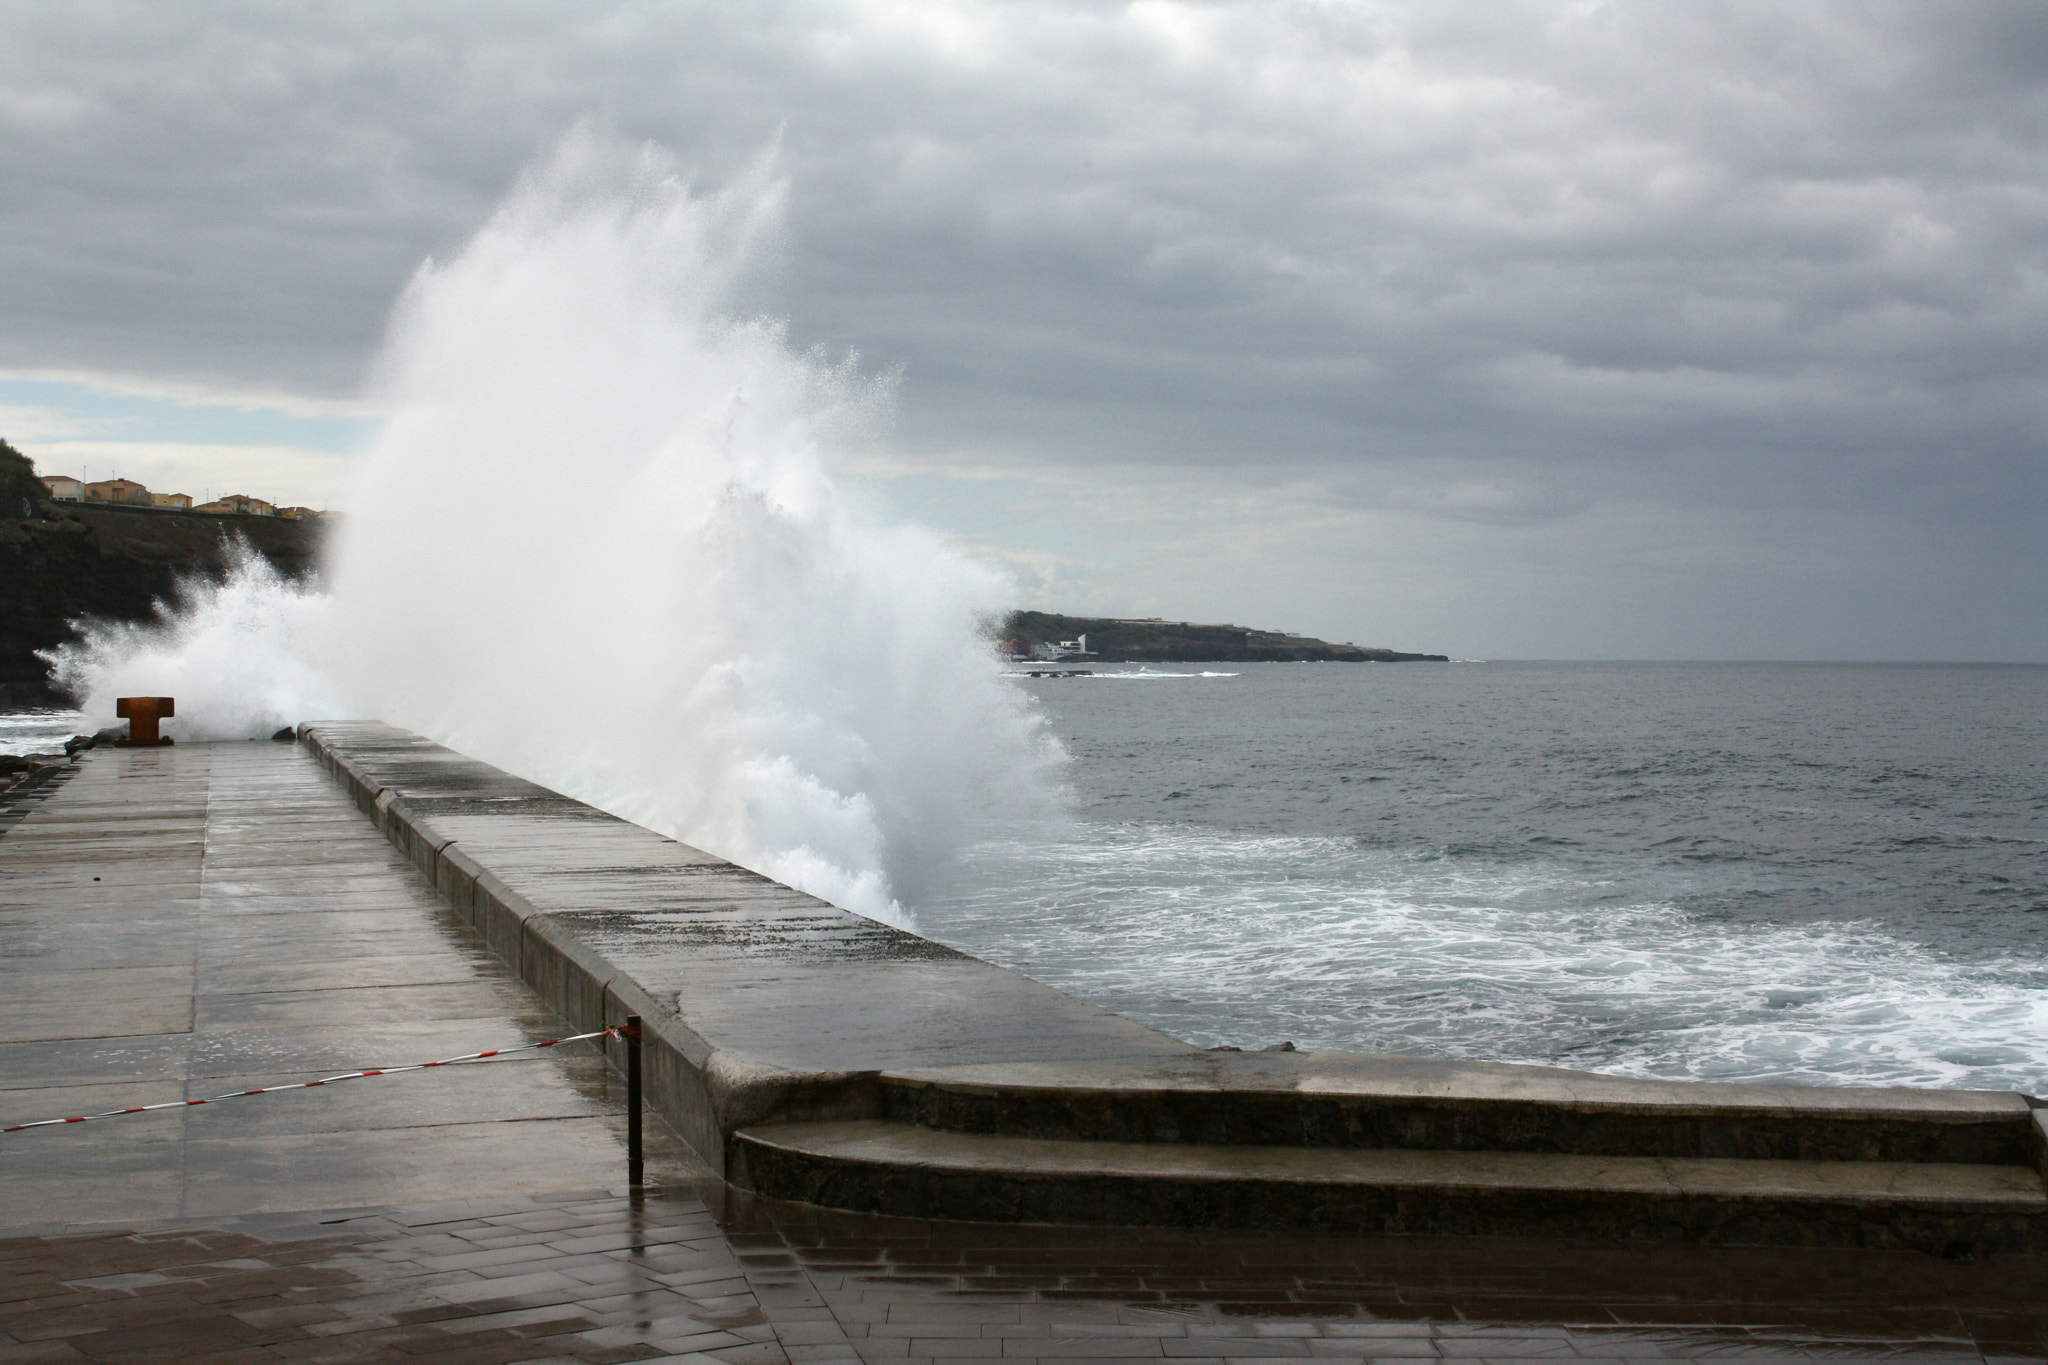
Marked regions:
[0,438,53,520]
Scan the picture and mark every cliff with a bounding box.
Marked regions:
[0,442,322,705]
[1001,611,1448,663]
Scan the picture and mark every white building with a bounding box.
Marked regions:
[1030,633,1093,660]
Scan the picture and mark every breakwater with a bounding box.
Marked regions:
[301,722,2048,1254]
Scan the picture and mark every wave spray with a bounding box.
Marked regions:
[44,542,343,741]
[53,131,1062,923]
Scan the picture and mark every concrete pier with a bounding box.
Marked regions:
[0,739,692,1226]
[2,741,2044,1363]
[296,722,2047,1258]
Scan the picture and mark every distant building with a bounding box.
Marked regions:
[150,491,193,510]
[1030,633,1094,661]
[195,493,274,516]
[84,478,151,506]
[40,475,82,501]
[273,506,321,520]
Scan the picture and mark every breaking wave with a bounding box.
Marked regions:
[43,130,1062,924]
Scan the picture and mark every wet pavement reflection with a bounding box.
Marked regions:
[2,1186,2043,1364]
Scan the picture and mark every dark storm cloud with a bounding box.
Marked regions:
[1,1,2042,655]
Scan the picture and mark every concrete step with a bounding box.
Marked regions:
[877,1054,2048,1165]
[731,1118,2048,1255]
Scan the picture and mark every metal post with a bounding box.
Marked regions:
[625,1015,643,1187]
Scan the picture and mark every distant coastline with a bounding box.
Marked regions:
[1001,611,1447,664]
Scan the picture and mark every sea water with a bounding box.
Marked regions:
[0,709,85,758]
[915,661,2048,1093]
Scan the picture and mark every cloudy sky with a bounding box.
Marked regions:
[3,1,2042,660]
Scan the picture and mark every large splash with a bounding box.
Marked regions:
[47,131,1062,922]
[43,542,344,741]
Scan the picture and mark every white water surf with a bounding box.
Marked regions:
[43,130,1061,924]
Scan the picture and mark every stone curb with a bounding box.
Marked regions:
[298,722,865,1173]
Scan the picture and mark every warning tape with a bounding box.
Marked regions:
[2,1027,622,1134]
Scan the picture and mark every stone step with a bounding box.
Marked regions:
[877,1054,2048,1165]
[730,1118,2048,1255]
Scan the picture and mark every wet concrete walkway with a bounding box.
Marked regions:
[1,743,2042,1363]
[0,740,694,1226]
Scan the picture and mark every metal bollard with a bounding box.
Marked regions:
[114,697,176,746]
[625,1015,644,1187]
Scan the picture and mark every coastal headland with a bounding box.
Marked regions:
[1002,611,1448,663]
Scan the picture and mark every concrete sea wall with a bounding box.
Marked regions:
[298,722,1193,1168]
[301,722,2048,1254]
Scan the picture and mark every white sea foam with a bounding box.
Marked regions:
[926,823,2048,1093]
[41,544,345,741]
[1085,669,1240,680]
[0,708,87,757]
[41,130,1062,923]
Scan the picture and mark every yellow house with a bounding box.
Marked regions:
[84,478,151,505]
[195,493,274,516]
[274,506,321,520]
[151,492,193,510]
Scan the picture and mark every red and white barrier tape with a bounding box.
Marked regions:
[2,1027,621,1134]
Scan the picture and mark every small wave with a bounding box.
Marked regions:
[1091,669,1240,680]
[1004,667,1239,680]
[0,709,88,758]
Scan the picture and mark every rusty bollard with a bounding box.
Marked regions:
[114,697,175,747]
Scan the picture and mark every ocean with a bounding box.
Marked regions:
[917,661,2048,1094]
[0,710,84,759]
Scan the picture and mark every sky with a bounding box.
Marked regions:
[3,1,2043,661]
